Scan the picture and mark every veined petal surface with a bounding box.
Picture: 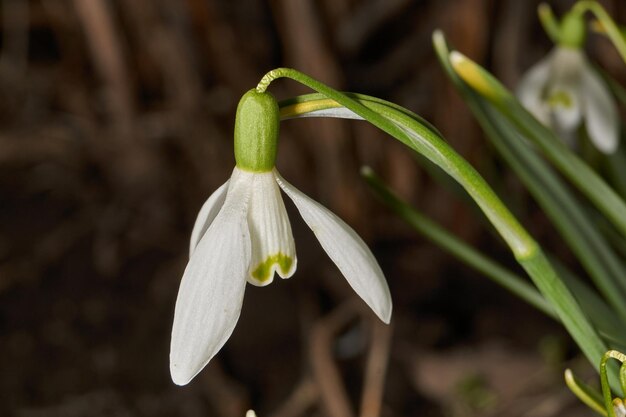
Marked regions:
[276,173,392,323]
[581,62,619,154]
[189,180,230,256]
[246,169,296,286]
[170,169,252,386]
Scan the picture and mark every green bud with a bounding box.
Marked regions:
[234,89,280,172]
[559,11,586,48]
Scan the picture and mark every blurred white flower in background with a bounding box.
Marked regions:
[517,46,619,154]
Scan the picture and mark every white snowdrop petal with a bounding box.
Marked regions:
[189,180,230,256]
[170,169,252,386]
[581,63,619,154]
[246,170,297,286]
[276,174,392,323]
[284,107,364,120]
[517,54,552,126]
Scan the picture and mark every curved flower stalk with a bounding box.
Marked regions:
[170,89,392,386]
[517,7,619,154]
[565,350,626,417]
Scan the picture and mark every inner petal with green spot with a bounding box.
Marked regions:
[245,169,297,286]
[251,253,294,283]
[547,90,574,109]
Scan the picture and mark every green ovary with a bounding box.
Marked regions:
[251,253,294,282]
[547,90,574,108]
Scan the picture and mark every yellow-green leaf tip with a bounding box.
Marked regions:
[449,51,500,102]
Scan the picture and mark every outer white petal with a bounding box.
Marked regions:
[275,173,392,323]
[170,168,252,386]
[517,54,552,126]
[284,107,364,120]
[189,180,230,256]
[580,62,619,154]
[246,169,297,286]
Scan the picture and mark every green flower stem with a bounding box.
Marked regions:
[258,68,534,257]
[572,1,626,64]
[433,30,608,371]
[361,166,556,318]
[564,369,607,416]
[449,51,626,241]
[601,351,626,417]
[538,3,562,44]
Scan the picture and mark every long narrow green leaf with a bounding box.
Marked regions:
[362,163,626,348]
[275,85,536,258]
[480,105,626,321]
[280,87,626,335]
[449,51,626,242]
[429,35,626,322]
[432,30,607,372]
[361,167,556,318]
[550,259,626,349]
[607,146,626,200]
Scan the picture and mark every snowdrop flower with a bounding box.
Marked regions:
[170,89,392,385]
[517,12,619,153]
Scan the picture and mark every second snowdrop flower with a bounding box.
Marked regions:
[517,11,619,153]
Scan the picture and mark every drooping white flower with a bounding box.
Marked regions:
[517,46,619,154]
[170,89,392,386]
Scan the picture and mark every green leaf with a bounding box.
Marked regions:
[361,166,556,318]
[441,45,626,322]
[433,30,608,371]
[449,51,626,241]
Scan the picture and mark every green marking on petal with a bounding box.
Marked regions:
[251,253,294,282]
[547,90,574,109]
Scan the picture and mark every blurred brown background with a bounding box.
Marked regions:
[1,0,624,416]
